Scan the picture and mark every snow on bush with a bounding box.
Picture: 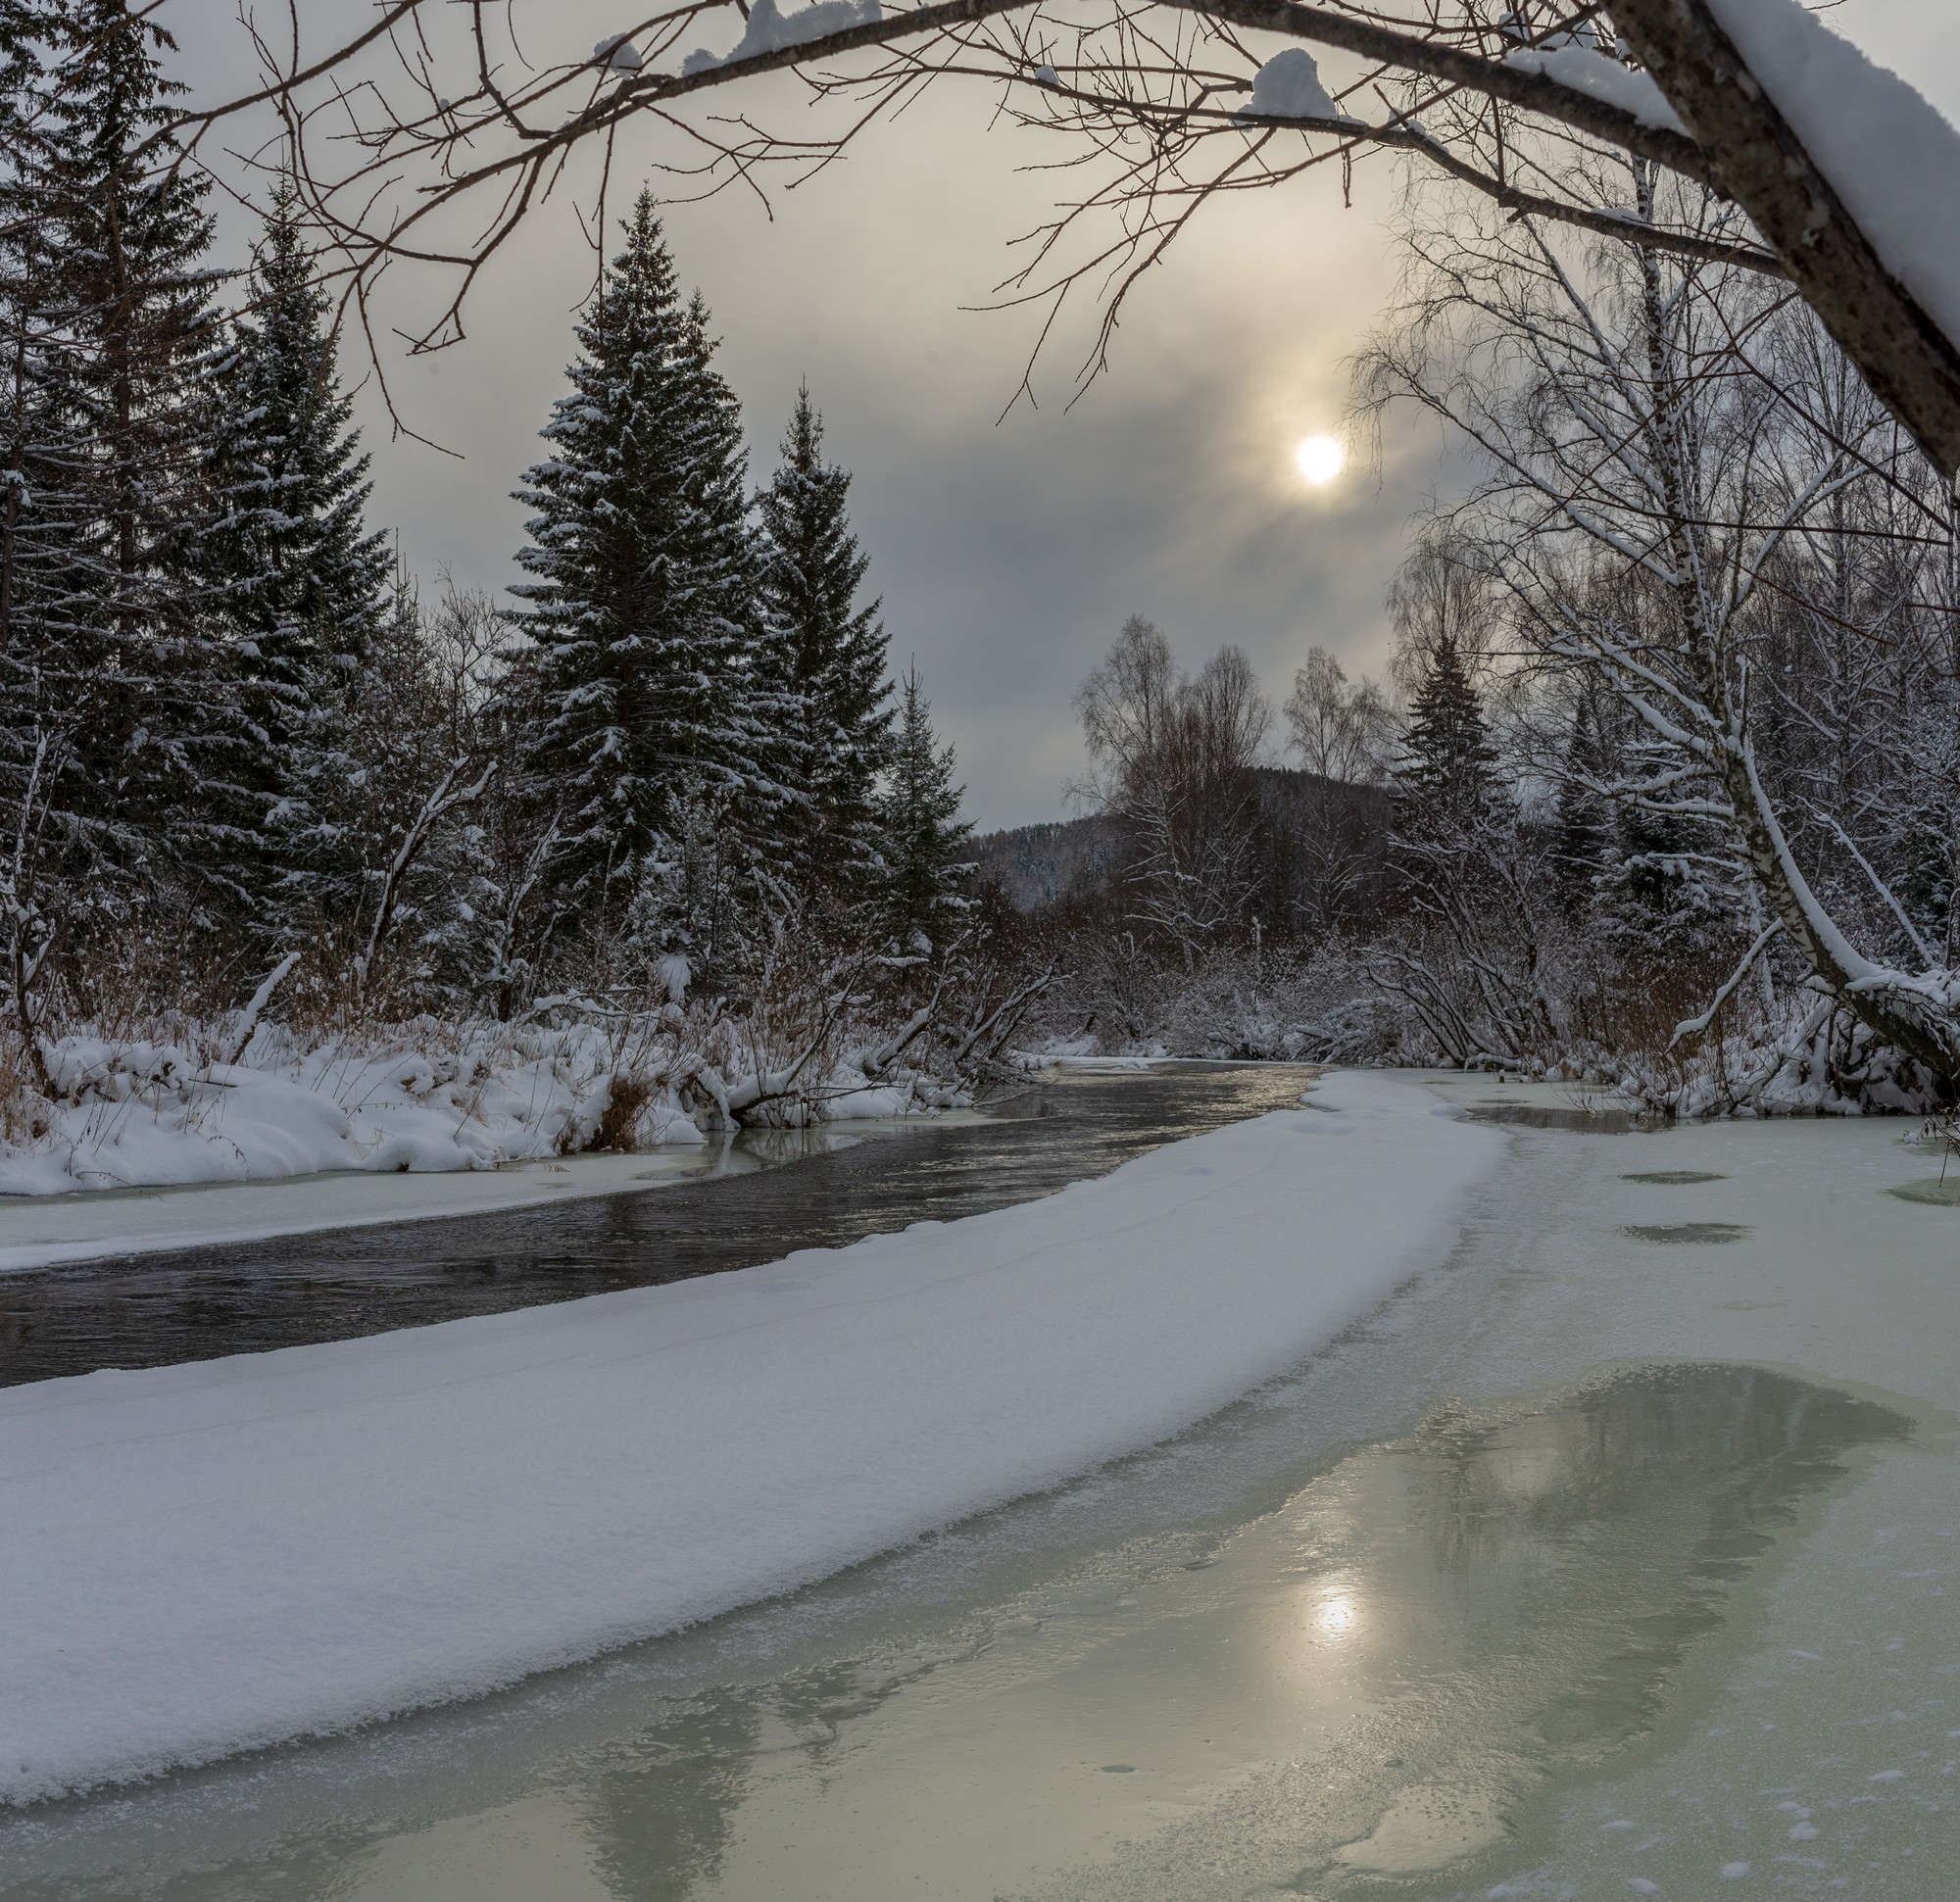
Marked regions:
[0,1001,966,1196]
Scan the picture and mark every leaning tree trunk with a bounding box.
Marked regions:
[1713,730,1960,1091]
[1614,0,1960,481]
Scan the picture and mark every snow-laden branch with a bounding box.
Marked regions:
[1669,917,1782,1049]
[224,952,304,1066]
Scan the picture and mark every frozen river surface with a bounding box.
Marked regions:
[3,1073,1958,1898]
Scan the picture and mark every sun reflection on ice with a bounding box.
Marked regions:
[1314,1589,1359,1639]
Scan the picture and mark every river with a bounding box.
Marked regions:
[0,1064,1314,1388]
[2,1072,1955,1899]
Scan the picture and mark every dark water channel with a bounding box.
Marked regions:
[0,1064,1314,1390]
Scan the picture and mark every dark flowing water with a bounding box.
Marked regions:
[0,1064,1314,1389]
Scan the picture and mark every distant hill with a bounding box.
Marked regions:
[972,767,1392,926]
[973,814,1124,912]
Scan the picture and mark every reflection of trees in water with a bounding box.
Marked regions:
[1403,1366,1911,1759]
[1036,1365,1913,1900]
[577,1695,760,1901]
[578,1649,962,1899]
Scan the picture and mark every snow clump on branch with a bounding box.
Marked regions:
[1242,49,1355,123]
[682,0,884,75]
[592,34,643,73]
[1501,40,1686,134]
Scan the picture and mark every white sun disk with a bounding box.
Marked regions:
[1295,433,1346,486]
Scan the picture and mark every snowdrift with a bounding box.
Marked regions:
[0,1072,1500,1803]
[0,1017,948,1197]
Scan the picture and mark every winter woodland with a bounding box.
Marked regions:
[6,0,1960,1191]
[0,7,997,1188]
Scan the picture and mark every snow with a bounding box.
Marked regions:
[1705,0,1960,354]
[0,1025,696,1198]
[591,33,642,73]
[0,1019,957,1201]
[1502,41,1687,135]
[1242,48,1351,123]
[681,0,882,75]
[0,1071,1498,1802]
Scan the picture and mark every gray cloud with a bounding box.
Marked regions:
[171,1,1960,826]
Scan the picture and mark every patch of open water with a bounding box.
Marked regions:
[0,1066,1314,1388]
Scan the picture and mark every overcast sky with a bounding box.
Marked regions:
[172,0,1960,830]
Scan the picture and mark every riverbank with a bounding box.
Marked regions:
[0,1071,1497,1804]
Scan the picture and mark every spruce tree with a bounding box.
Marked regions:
[0,0,80,665]
[512,194,788,924]
[205,181,388,703]
[1398,631,1497,821]
[879,665,972,954]
[198,183,390,931]
[1554,692,1610,914]
[36,0,246,908]
[757,384,893,897]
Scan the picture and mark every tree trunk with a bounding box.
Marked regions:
[1614,0,1960,479]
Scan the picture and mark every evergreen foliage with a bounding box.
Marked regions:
[512,193,789,929]
[1397,631,1496,822]
[198,182,391,932]
[1553,692,1610,914]
[756,384,892,897]
[880,665,972,953]
[20,0,246,912]
[205,181,388,698]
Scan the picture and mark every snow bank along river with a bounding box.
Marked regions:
[0,1070,1499,1808]
[0,1064,1315,1386]
[6,1071,1958,1899]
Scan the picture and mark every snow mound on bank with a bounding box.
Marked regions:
[0,1024,690,1195]
[0,1072,1499,1803]
[0,1017,956,1196]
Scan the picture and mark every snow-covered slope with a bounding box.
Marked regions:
[0,1072,1499,1804]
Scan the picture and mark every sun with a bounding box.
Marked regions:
[1294,433,1347,486]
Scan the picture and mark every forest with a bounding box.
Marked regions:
[5,0,1960,1191]
[989,157,1960,1119]
[0,4,1018,1180]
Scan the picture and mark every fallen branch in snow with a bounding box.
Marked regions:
[224,952,304,1066]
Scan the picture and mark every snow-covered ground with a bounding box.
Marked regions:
[0,1132,890,1276]
[0,1072,1496,1804]
[0,1020,946,1202]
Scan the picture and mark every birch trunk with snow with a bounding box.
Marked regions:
[1365,165,1960,1090]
